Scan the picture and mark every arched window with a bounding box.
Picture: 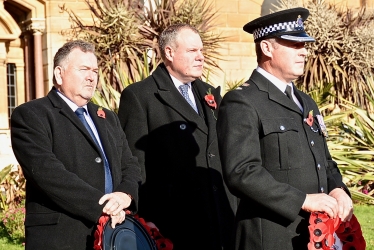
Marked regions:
[7,63,16,126]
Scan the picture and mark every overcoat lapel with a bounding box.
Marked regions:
[193,81,221,145]
[249,70,302,114]
[48,90,104,156]
[152,64,208,134]
[87,103,113,159]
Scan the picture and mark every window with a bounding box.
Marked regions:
[7,63,16,126]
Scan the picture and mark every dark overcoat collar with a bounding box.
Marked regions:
[248,70,311,117]
[47,88,113,162]
[152,63,214,135]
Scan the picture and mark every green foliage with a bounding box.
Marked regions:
[275,0,374,111]
[91,51,156,112]
[354,205,374,249]
[0,165,25,244]
[306,79,374,205]
[61,0,224,91]
[0,201,25,244]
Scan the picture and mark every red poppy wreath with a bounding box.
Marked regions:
[308,212,366,250]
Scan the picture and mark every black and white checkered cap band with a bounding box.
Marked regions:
[253,21,304,40]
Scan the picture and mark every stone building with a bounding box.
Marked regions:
[0,0,372,168]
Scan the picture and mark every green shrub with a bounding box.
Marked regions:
[0,165,26,244]
[0,201,25,244]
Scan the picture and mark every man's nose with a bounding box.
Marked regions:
[196,51,204,61]
[87,70,95,81]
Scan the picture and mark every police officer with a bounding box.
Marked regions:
[216,7,353,250]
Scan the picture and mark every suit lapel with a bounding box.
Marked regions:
[48,89,104,155]
[250,70,302,114]
[153,64,208,134]
[193,81,221,145]
[87,103,113,159]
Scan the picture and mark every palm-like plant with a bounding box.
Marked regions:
[60,0,225,91]
[310,80,374,205]
[274,0,374,111]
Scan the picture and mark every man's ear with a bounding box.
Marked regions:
[164,46,174,62]
[260,40,273,58]
[54,66,63,86]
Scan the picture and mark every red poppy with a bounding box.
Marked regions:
[305,110,314,126]
[94,213,173,250]
[205,88,217,109]
[97,107,106,119]
[308,212,366,250]
[93,214,110,250]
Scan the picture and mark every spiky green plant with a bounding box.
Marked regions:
[274,0,374,111]
[308,79,374,205]
[60,0,225,90]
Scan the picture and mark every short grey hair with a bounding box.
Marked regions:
[53,40,96,85]
[158,23,200,61]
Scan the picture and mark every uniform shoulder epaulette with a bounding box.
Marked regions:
[236,82,250,90]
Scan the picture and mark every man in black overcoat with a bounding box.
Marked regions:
[117,24,237,250]
[11,40,142,250]
[216,8,353,250]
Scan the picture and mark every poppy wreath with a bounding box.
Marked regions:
[94,211,173,250]
[308,212,366,250]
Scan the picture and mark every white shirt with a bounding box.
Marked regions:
[56,90,105,150]
[256,66,303,111]
[170,74,198,111]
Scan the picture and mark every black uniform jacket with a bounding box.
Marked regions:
[217,70,347,250]
[11,88,141,250]
[118,63,238,250]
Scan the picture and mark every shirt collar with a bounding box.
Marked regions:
[55,89,88,112]
[169,74,192,90]
[256,66,293,93]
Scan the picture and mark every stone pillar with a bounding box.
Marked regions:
[24,33,33,102]
[33,30,44,98]
[22,18,46,99]
[0,41,8,129]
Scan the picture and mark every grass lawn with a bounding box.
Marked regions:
[355,204,374,250]
[0,229,23,250]
[0,204,373,250]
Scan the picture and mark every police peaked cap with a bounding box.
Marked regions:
[243,7,315,43]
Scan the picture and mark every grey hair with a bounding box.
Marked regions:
[53,40,96,85]
[158,23,200,61]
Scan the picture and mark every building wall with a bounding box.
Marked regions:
[207,0,374,91]
[0,0,372,169]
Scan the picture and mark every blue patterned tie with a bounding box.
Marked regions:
[179,84,198,113]
[75,108,113,194]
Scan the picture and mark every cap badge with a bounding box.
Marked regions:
[297,15,304,28]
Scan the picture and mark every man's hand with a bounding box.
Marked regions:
[99,192,132,215]
[329,188,353,222]
[98,192,132,228]
[301,193,339,219]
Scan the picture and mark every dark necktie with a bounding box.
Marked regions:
[285,85,293,100]
[179,84,198,113]
[75,108,113,194]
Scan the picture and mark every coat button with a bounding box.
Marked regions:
[310,140,315,146]
[320,187,324,193]
[317,164,321,170]
[180,124,187,130]
[212,185,218,191]
[95,157,102,163]
[208,153,215,157]
[280,125,285,131]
